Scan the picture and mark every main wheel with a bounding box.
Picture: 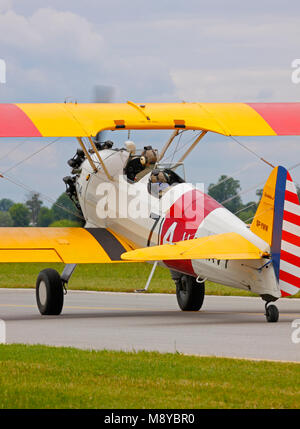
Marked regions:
[36,268,64,315]
[176,275,205,311]
[265,304,279,323]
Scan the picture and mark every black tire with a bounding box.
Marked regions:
[176,275,205,311]
[265,304,279,323]
[36,268,64,315]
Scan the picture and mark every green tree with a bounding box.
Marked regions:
[9,203,30,226]
[49,219,81,227]
[256,188,263,199]
[0,211,13,226]
[52,193,82,224]
[236,201,257,223]
[0,198,14,211]
[37,207,54,227]
[208,175,243,213]
[26,192,43,226]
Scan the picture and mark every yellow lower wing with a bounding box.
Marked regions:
[122,232,266,261]
[0,227,134,263]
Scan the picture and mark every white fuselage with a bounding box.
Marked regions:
[75,149,280,299]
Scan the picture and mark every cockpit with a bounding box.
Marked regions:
[124,145,158,182]
[123,144,185,200]
[123,140,186,196]
[147,162,186,198]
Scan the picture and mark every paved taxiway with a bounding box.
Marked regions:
[0,288,300,362]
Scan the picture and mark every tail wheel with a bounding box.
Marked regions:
[36,268,64,315]
[176,275,205,311]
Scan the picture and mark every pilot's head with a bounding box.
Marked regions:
[150,169,159,183]
[140,146,157,168]
[150,169,169,184]
[157,171,168,183]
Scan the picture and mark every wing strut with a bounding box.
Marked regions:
[88,136,113,180]
[158,129,180,161]
[177,130,207,164]
[76,137,97,173]
[135,261,158,293]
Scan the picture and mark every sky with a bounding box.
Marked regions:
[0,0,300,207]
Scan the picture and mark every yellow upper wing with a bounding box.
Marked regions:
[1,102,300,137]
[121,232,266,261]
[0,227,135,263]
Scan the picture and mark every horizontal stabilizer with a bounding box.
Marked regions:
[121,232,265,262]
[0,227,134,263]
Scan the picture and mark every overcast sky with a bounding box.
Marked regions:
[0,0,300,206]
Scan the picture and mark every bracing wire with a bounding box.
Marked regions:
[163,131,198,163]
[0,138,30,164]
[1,137,61,175]
[207,160,261,193]
[0,136,84,222]
[221,180,265,206]
[230,136,275,169]
[169,131,183,164]
[1,173,84,221]
[233,202,258,216]
[229,162,300,222]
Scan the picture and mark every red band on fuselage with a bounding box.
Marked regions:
[160,189,222,276]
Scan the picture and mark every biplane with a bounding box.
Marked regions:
[1,101,300,322]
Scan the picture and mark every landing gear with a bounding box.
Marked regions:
[265,303,279,323]
[36,268,64,315]
[175,274,205,311]
[36,264,76,316]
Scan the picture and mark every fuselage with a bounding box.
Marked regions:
[75,148,280,299]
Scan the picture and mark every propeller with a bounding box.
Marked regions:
[92,85,115,104]
[92,85,115,143]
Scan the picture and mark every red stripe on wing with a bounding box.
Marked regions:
[247,103,300,135]
[0,104,41,137]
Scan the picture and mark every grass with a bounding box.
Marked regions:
[0,344,300,409]
[1,262,299,298]
[0,262,258,296]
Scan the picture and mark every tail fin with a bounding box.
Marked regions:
[251,166,300,297]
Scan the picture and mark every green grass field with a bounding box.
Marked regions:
[1,261,299,298]
[0,262,258,296]
[0,344,300,409]
[1,265,299,409]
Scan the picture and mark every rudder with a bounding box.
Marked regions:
[251,166,300,297]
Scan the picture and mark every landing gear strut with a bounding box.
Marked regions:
[265,302,279,323]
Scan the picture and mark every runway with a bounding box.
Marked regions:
[0,288,300,362]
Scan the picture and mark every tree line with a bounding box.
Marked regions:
[0,175,299,227]
[0,192,83,227]
[207,174,300,223]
